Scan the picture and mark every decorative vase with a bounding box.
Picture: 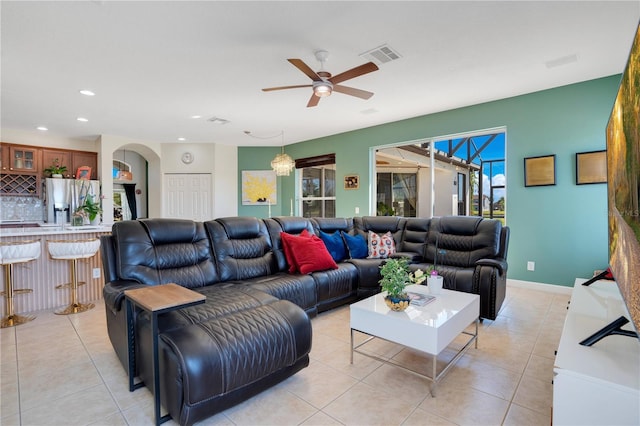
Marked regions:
[427,275,443,295]
[384,294,411,311]
[52,173,63,178]
[72,213,84,227]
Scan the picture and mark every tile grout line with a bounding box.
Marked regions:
[67,312,125,423]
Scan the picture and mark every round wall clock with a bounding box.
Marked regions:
[181,152,194,164]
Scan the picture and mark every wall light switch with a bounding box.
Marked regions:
[93,268,101,279]
[527,261,535,271]
[355,207,360,214]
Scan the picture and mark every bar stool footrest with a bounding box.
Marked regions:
[55,302,95,315]
[1,313,36,328]
[55,282,87,290]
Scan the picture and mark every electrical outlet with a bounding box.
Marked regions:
[92,268,101,279]
[355,207,360,214]
[527,261,535,271]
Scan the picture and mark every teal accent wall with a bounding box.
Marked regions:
[238,76,620,287]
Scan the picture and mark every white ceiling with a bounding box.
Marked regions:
[2,1,639,147]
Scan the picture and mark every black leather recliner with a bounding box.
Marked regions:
[411,216,509,320]
[101,218,312,426]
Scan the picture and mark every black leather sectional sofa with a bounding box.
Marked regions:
[101,215,509,425]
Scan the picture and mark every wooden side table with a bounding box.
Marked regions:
[125,284,206,425]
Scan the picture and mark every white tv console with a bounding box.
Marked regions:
[553,278,640,425]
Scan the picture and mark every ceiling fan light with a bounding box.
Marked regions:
[313,84,332,97]
[312,80,333,98]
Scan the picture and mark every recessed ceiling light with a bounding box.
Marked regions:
[178,137,186,141]
[79,90,95,96]
[77,117,88,122]
[190,115,202,119]
[36,126,48,131]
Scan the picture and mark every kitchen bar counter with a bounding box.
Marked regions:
[1,224,112,237]
[0,224,112,316]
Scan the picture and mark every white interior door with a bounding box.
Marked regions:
[164,173,212,221]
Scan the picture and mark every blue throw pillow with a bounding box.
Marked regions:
[319,230,347,262]
[341,232,368,259]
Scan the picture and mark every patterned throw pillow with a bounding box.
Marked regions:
[367,231,396,259]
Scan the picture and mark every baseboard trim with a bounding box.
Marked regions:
[507,278,573,295]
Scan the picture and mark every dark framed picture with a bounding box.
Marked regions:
[524,155,556,187]
[76,166,92,180]
[576,150,607,185]
[344,174,359,190]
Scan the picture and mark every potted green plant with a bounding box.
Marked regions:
[44,158,67,178]
[75,194,102,225]
[379,258,426,311]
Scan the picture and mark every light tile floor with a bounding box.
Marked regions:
[1,285,570,425]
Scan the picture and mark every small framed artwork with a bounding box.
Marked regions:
[344,174,359,190]
[524,155,556,187]
[576,150,607,185]
[76,166,92,180]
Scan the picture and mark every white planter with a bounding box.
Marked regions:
[51,173,63,178]
[427,275,443,295]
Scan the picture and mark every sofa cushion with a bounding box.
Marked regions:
[281,229,311,273]
[205,217,277,281]
[319,230,348,262]
[113,219,219,289]
[367,231,396,259]
[281,231,338,274]
[341,232,368,259]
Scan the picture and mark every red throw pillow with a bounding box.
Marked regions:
[281,230,311,273]
[281,231,338,274]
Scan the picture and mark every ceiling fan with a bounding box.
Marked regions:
[262,50,379,107]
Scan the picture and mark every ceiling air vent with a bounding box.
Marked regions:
[359,44,402,65]
[208,117,230,125]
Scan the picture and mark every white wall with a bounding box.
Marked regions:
[434,168,456,216]
[1,128,100,153]
[214,144,238,217]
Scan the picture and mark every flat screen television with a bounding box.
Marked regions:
[606,19,640,339]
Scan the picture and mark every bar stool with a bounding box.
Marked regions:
[48,238,100,315]
[0,240,41,328]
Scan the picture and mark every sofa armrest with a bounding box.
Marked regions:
[475,258,507,275]
[103,280,149,314]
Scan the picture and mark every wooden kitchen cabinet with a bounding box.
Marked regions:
[0,143,41,196]
[41,148,97,179]
[2,145,40,173]
[42,149,73,178]
[72,151,98,179]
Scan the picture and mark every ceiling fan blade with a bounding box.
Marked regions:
[333,85,374,100]
[288,59,322,81]
[262,84,312,92]
[306,94,320,108]
[329,62,378,85]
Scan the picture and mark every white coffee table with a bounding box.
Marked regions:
[350,284,479,396]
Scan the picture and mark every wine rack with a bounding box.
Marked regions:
[0,174,39,196]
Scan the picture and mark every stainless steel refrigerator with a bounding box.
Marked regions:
[45,178,100,224]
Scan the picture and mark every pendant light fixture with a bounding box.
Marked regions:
[119,149,133,181]
[270,132,295,176]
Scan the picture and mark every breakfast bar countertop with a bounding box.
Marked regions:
[0,224,113,237]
